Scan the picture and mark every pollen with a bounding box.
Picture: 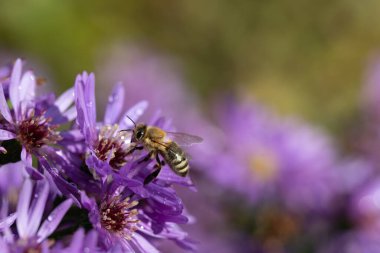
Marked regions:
[94,125,131,170]
[17,110,61,152]
[100,196,139,240]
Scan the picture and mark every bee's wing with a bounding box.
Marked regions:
[166,132,203,147]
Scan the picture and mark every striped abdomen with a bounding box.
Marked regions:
[160,142,189,176]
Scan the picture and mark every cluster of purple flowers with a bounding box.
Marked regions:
[0,59,196,252]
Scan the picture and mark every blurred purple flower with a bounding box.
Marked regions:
[319,229,380,253]
[208,101,338,212]
[350,177,380,233]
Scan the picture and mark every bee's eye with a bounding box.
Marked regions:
[136,130,144,140]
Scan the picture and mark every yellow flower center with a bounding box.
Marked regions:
[248,148,278,182]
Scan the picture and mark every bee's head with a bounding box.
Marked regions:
[132,124,147,143]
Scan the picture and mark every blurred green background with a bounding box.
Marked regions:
[1,0,380,135]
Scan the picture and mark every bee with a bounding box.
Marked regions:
[124,117,202,184]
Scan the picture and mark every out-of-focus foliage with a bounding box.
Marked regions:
[2,0,380,132]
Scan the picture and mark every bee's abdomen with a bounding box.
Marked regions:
[161,142,189,177]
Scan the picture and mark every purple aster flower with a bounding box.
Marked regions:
[80,181,195,252]
[0,178,72,252]
[0,59,77,180]
[74,70,196,252]
[0,59,81,204]
[74,71,148,179]
[207,100,338,212]
[74,71,195,188]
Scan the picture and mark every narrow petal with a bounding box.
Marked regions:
[0,213,17,230]
[27,181,49,236]
[62,106,77,121]
[37,198,73,242]
[65,228,85,252]
[75,72,97,145]
[86,73,96,125]
[54,87,75,113]
[9,59,22,120]
[83,229,98,251]
[21,148,32,166]
[19,70,36,116]
[104,82,125,125]
[0,130,15,140]
[0,237,10,253]
[119,100,148,129]
[16,178,33,238]
[131,233,160,253]
[39,156,81,205]
[25,165,44,180]
[0,85,12,123]
[19,71,36,101]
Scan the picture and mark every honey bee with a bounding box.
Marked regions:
[124,117,202,184]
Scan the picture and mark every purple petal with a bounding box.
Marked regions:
[0,130,15,140]
[9,59,22,120]
[0,213,17,230]
[131,233,160,253]
[104,82,125,125]
[27,180,49,237]
[0,237,10,253]
[54,87,75,113]
[39,156,81,205]
[0,85,12,123]
[60,129,84,142]
[25,165,44,180]
[119,100,148,129]
[62,106,77,121]
[19,70,36,101]
[86,73,96,125]
[37,198,73,242]
[80,191,94,210]
[16,178,33,238]
[65,228,85,252]
[21,148,32,166]
[75,72,97,145]
[19,70,36,116]
[83,229,98,251]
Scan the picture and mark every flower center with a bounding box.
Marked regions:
[94,125,131,170]
[249,148,278,182]
[100,196,139,240]
[256,209,299,251]
[24,247,41,253]
[17,111,61,152]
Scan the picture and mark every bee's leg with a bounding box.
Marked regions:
[138,151,154,164]
[144,153,162,185]
[126,145,144,156]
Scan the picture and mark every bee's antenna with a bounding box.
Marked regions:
[126,115,137,127]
